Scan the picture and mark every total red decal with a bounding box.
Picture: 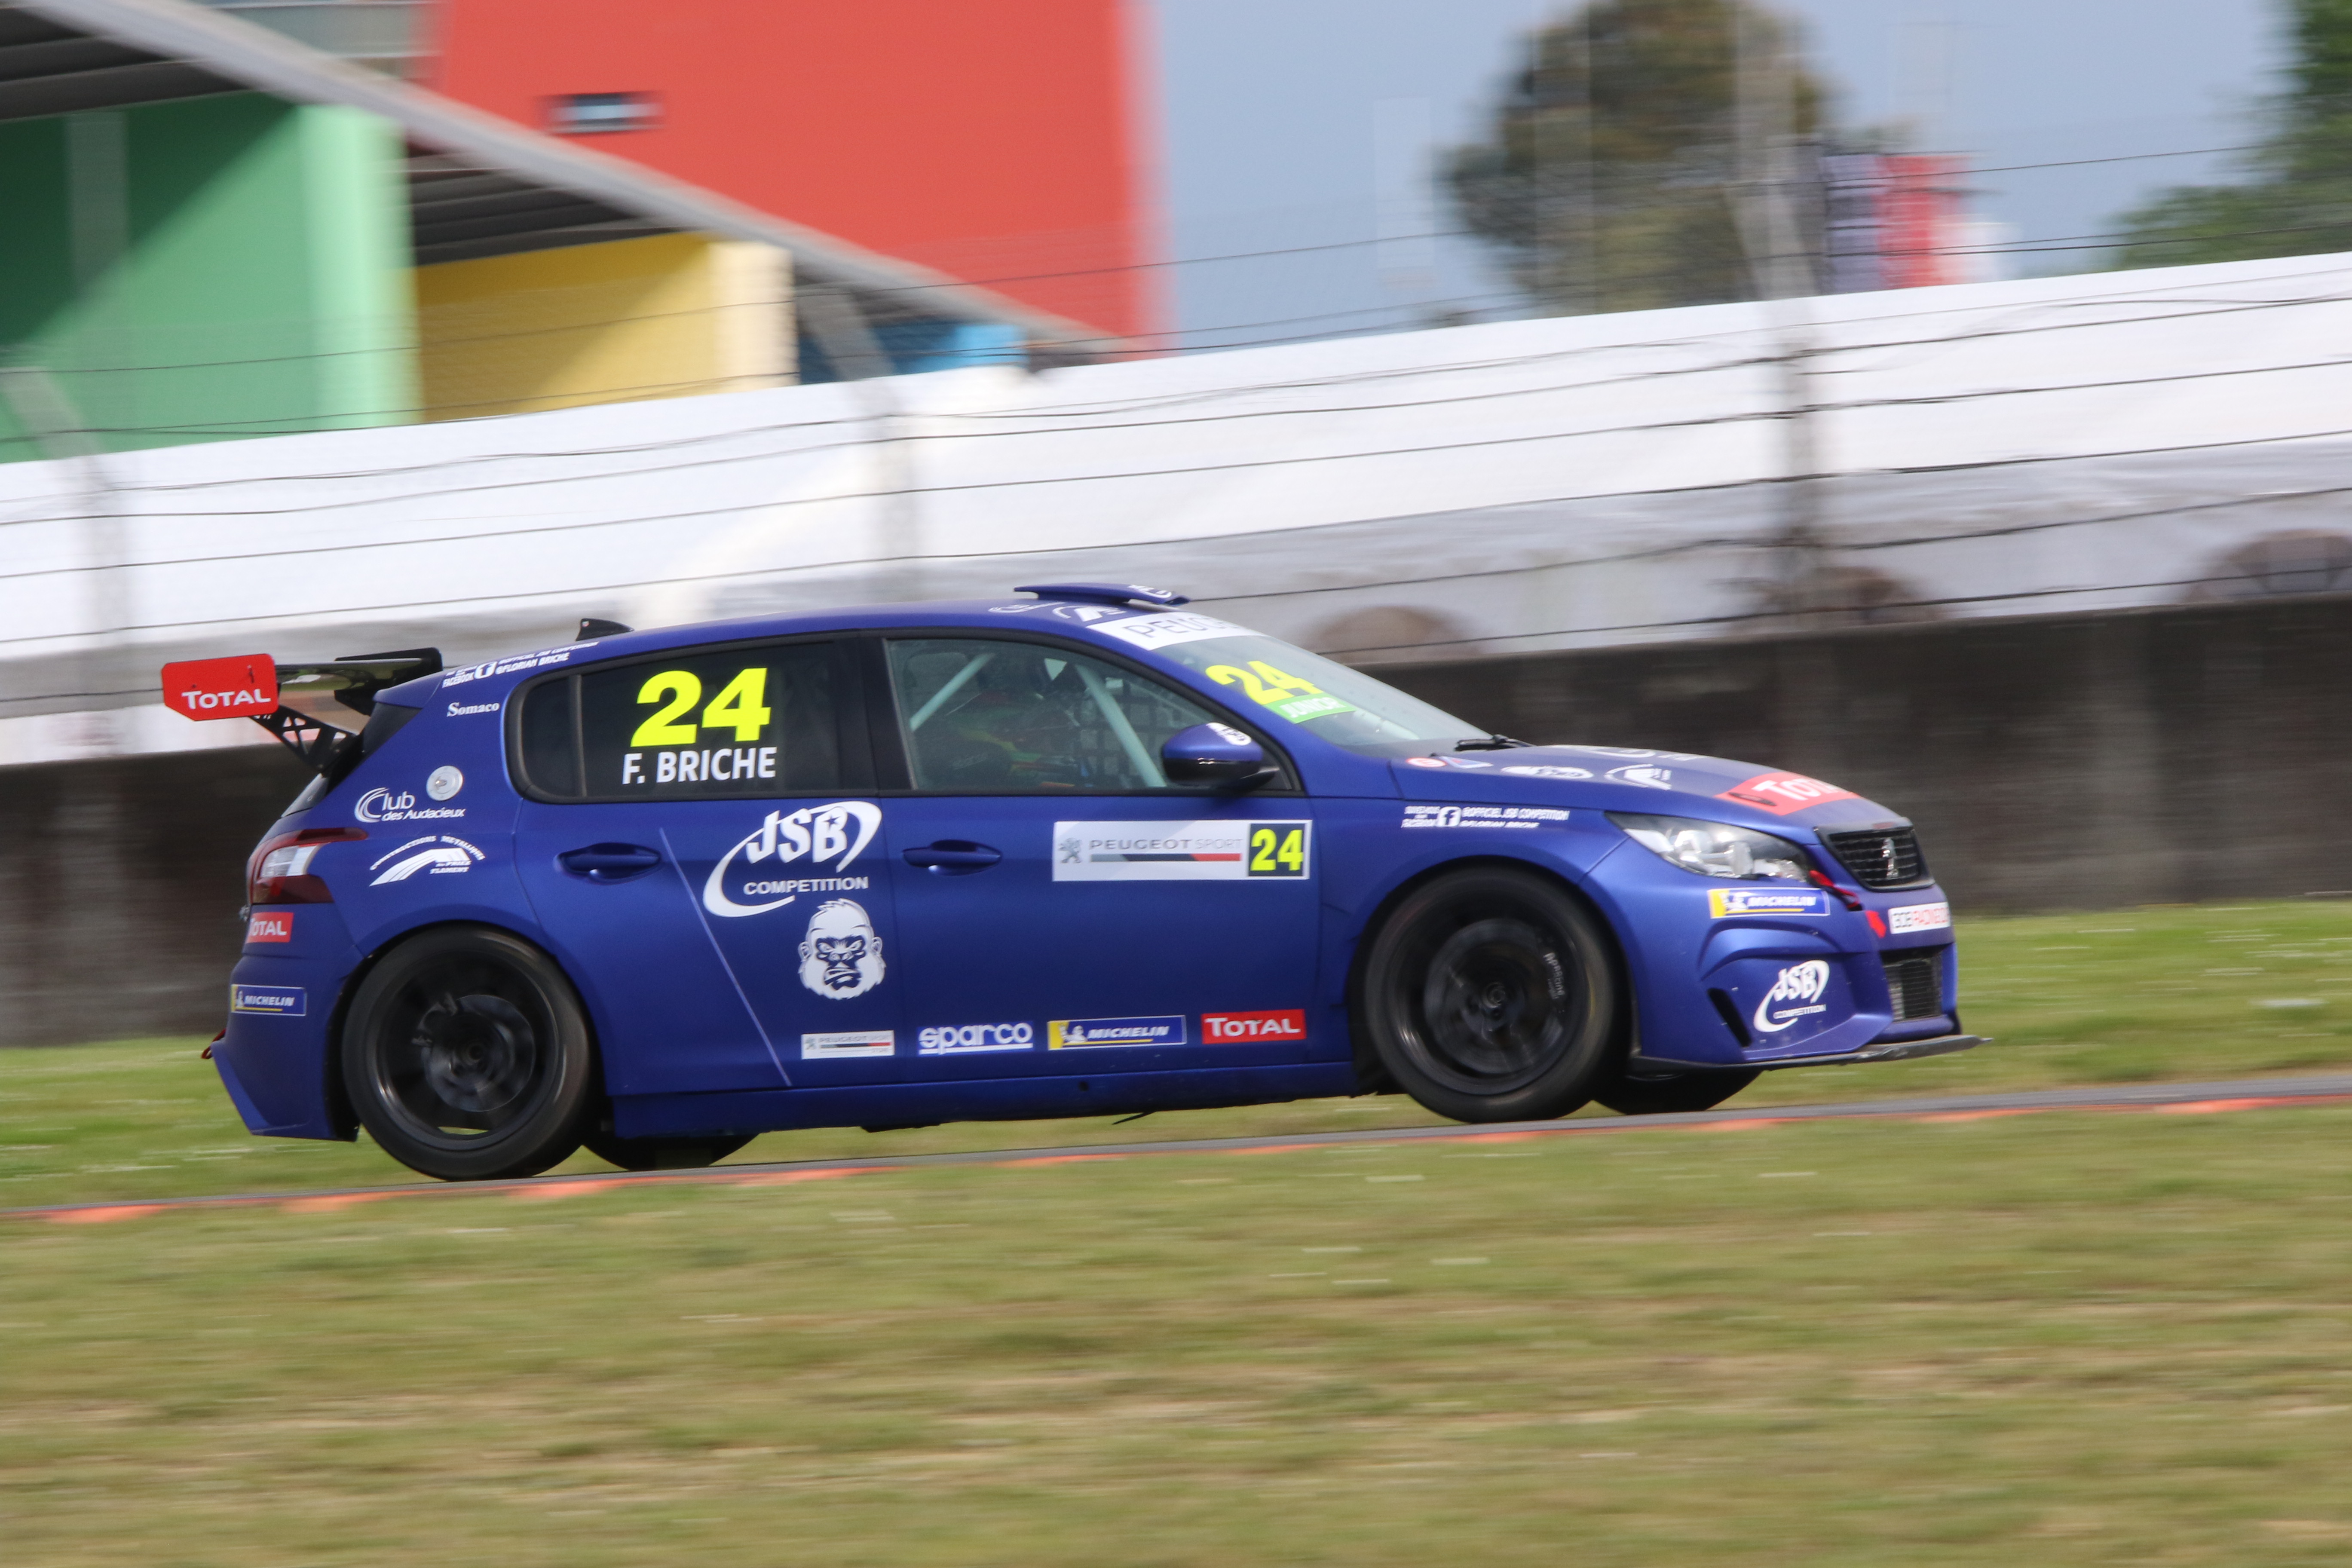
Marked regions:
[160,655,278,721]
[1202,1009,1308,1043]
[1716,772,1861,817]
[245,910,294,944]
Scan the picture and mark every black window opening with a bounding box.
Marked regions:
[517,640,850,802]
[548,92,659,134]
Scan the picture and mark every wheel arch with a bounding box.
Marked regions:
[1342,853,1635,1093]
[326,917,600,1139]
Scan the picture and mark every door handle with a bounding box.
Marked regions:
[558,843,664,882]
[903,840,1002,874]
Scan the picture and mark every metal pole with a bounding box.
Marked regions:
[1733,5,1828,625]
[0,364,130,756]
[795,287,923,603]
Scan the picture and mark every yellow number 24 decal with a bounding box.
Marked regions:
[1206,661,1323,706]
[631,670,702,746]
[628,666,773,747]
[1247,824,1309,877]
[700,667,772,742]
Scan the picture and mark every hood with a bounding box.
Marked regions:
[1392,745,1905,829]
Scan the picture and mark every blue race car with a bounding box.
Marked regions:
[173,585,1977,1181]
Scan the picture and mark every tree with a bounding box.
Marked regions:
[1447,0,1829,315]
[2114,0,2352,267]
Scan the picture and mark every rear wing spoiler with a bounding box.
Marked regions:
[160,649,441,774]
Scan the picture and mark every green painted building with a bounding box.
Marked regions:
[0,93,415,462]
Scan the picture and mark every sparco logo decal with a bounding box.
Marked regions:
[702,801,883,918]
[1752,960,1833,1034]
[918,1022,1036,1054]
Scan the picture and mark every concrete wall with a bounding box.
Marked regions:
[1382,593,2352,913]
[0,744,305,1047]
[9,593,2352,1046]
[0,95,416,462]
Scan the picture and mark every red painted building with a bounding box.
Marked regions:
[425,0,1163,346]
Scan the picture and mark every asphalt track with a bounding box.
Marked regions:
[12,1072,2352,1225]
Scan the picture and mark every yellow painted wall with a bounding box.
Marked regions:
[414,233,790,421]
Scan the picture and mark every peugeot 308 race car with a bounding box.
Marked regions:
[166,585,1977,1181]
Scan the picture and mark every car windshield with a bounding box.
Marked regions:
[1093,614,1487,752]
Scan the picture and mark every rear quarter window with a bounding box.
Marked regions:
[523,640,846,802]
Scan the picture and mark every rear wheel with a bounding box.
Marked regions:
[584,1131,756,1171]
[1594,1068,1760,1116]
[341,926,597,1181]
[1356,867,1623,1123]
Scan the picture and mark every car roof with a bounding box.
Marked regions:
[378,597,1229,707]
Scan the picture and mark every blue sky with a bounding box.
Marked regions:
[1148,0,2284,346]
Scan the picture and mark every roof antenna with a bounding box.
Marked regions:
[577,617,631,640]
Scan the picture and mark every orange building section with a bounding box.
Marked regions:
[428,0,1163,346]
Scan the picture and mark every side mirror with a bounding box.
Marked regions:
[1161,723,1274,789]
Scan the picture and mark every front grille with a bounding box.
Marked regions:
[1882,951,1945,1021]
[1822,826,1931,889]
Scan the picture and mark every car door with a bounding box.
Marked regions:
[511,637,903,1098]
[870,632,1323,1081]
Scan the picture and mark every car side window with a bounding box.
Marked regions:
[555,641,842,800]
[884,637,1227,793]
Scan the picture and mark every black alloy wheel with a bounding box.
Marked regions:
[583,1131,756,1171]
[1356,866,1623,1122]
[341,926,597,1181]
[1592,1067,1761,1116]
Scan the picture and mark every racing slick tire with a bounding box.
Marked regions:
[1357,866,1623,1123]
[584,1131,756,1171]
[341,925,598,1182]
[1593,1067,1760,1116]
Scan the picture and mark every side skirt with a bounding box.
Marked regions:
[614,1064,1361,1140]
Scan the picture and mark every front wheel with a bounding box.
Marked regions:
[341,926,597,1181]
[1356,867,1623,1123]
[1594,1068,1760,1116]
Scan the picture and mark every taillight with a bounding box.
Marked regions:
[248,827,366,904]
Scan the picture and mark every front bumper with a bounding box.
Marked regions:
[1628,1032,1988,1074]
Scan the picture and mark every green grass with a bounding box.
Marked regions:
[9,899,2352,1563]
[9,898,2352,1210]
[6,1106,2352,1565]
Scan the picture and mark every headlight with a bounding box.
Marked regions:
[1607,813,1812,881]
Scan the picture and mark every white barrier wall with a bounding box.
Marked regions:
[10,249,2352,763]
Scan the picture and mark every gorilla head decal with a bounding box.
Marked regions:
[799,899,885,999]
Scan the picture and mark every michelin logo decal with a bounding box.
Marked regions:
[229,983,306,1016]
[1048,1015,1186,1049]
[1709,887,1830,918]
[703,801,882,918]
